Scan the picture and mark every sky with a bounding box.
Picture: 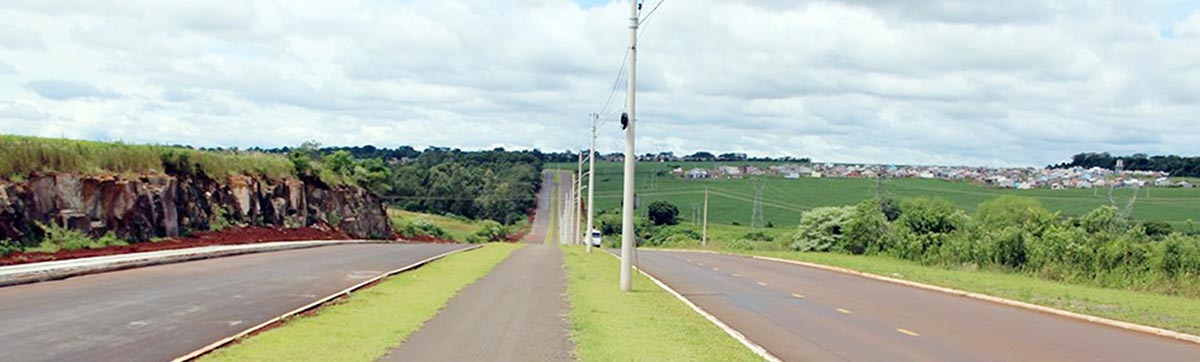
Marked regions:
[0,0,1198,167]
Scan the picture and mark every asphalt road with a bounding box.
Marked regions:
[380,244,573,361]
[522,170,572,244]
[635,250,1200,362]
[0,243,468,362]
[385,168,575,361]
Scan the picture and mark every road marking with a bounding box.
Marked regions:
[698,263,706,266]
[732,273,741,277]
[836,308,852,314]
[791,293,805,299]
[757,281,768,287]
[713,267,721,271]
[897,328,920,337]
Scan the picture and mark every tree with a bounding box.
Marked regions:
[647,201,680,226]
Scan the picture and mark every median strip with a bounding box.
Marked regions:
[193,243,520,362]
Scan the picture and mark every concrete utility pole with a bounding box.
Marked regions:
[619,0,639,292]
[702,188,709,247]
[587,113,597,253]
[576,150,584,245]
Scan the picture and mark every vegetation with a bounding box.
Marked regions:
[647,200,680,226]
[24,222,127,254]
[0,135,294,182]
[562,246,760,361]
[560,161,1200,231]
[785,196,1200,297]
[202,243,521,362]
[1053,152,1200,177]
[386,148,543,225]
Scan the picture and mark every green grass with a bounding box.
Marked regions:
[562,245,760,362]
[0,134,295,182]
[201,243,522,362]
[554,161,1200,230]
[721,250,1200,336]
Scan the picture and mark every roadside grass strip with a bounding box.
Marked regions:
[201,243,522,362]
[736,250,1200,337]
[562,246,761,362]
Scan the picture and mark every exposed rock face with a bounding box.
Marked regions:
[0,173,392,244]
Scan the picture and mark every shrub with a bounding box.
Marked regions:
[1141,220,1175,238]
[1159,233,1200,277]
[399,218,448,239]
[647,201,680,226]
[791,206,853,252]
[473,220,508,243]
[843,198,889,254]
[0,239,22,256]
[1078,206,1125,234]
[891,198,965,260]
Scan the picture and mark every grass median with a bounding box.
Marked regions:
[201,243,522,362]
[562,246,761,362]
[719,249,1200,336]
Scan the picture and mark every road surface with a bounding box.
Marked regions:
[522,170,572,244]
[0,243,468,362]
[635,250,1200,362]
[385,169,575,361]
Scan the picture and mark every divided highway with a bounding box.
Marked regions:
[635,250,1200,362]
[0,243,468,362]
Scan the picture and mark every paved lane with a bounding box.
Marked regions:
[522,170,572,244]
[635,250,1200,362]
[0,243,468,362]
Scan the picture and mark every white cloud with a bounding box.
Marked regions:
[0,0,1196,167]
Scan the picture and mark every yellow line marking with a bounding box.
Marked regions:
[757,281,768,287]
[791,293,805,299]
[836,308,852,314]
[897,329,920,337]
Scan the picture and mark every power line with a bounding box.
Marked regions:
[637,0,669,41]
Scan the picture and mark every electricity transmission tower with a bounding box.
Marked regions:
[750,179,766,230]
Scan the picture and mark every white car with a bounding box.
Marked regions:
[589,229,602,247]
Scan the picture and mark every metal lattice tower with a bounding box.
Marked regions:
[751,179,766,229]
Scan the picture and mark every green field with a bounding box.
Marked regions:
[553,161,1200,230]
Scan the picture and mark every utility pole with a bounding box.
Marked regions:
[619,0,639,292]
[702,188,709,247]
[587,113,597,253]
[576,150,584,245]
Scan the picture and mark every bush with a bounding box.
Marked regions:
[0,239,22,256]
[33,223,127,253]
[843,199,889,254]
[1142,220,1175,238]
[398,218,448,239]
[791,206,853,252]
[647,201,680,226]
[473,220,508,243]
[891,198,965,260]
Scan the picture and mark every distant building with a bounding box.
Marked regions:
[685,168,710,179]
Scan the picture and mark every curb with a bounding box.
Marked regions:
[663,248,1200,346]
[0,240,382,288]
[603,251,782,362]
[172,244,482,362]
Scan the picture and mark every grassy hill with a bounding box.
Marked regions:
[548,161,1200,230]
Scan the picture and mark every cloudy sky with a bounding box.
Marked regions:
[0,0,1197,166]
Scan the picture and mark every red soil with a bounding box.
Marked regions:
[0,226,352,267]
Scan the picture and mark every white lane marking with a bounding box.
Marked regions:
[732,273,741,277]
[837,308,852,314]
[897,328,920,337]
[791,293,805,299]
[228,321,244,327]
[757,281,768,287]
[713,267,721,272]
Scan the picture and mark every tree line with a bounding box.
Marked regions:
[278,144,544,225]
[1052,152,1200,177]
